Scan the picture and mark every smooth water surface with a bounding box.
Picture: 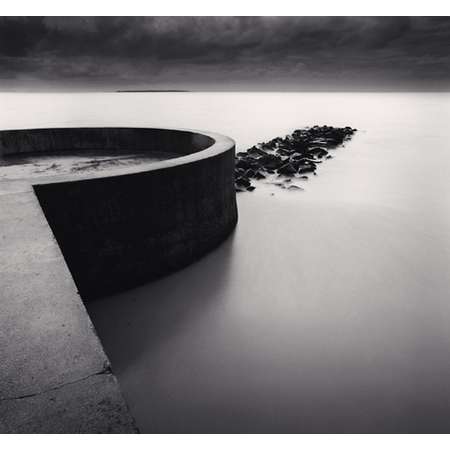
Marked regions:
[2,92,450,432]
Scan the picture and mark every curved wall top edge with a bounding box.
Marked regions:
[0,127,236,186]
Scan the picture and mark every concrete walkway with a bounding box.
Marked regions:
[0,179,137,433]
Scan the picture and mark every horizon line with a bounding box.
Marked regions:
[0,89,449,94]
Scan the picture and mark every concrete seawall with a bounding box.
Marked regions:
[0,127,215,157]
[0,127,237,432]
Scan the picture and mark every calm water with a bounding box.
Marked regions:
[2,92,450,432]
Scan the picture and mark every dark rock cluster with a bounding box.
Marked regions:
[235,125,356,192]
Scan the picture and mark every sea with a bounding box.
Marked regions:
[1,91,450,432]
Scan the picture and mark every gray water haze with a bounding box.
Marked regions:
[2,92,450,432]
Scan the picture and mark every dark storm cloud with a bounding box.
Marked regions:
[0,16,449,90]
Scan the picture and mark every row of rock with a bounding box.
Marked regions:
[235,125,356,192]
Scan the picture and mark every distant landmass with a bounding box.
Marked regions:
[116,89,190,93]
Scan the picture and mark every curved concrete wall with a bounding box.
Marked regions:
[1,127,237,300]
[0,127,215,157]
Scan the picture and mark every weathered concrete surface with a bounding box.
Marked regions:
[0,187,137,433]
[0,127,236,432]
[0,191,108,398]
[0,374,135,433]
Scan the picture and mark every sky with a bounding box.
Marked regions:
[0,16,449,91]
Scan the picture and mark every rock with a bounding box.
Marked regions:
[309,147,328,158]
[258,154,283,170]
[245,169,255,178]
[254,171,266,180]
[235,176,251,188]
[246,186,256,192]
[292,140,309,152]
[247,147,267,157]
[298,166,315,174]
[277,163,297,176]
[276,148,293,156]
[235,158,250,170]
[287,184,303,190]
[236,156,260,171]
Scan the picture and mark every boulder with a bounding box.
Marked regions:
[276,148,293,156]
[308,147,328,158]
[298,166,315,174]
[245,168,255,178]
[235,176,251,188]
[258,154,283,170]
[277,163,297,176]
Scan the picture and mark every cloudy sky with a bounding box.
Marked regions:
[0,16,449,91]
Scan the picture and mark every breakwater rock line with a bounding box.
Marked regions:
[234,125,357,192]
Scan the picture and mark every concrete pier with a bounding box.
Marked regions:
[0,127,237,433]
[0,186,137,433]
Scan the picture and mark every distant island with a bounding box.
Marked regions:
[116,89,190,93]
